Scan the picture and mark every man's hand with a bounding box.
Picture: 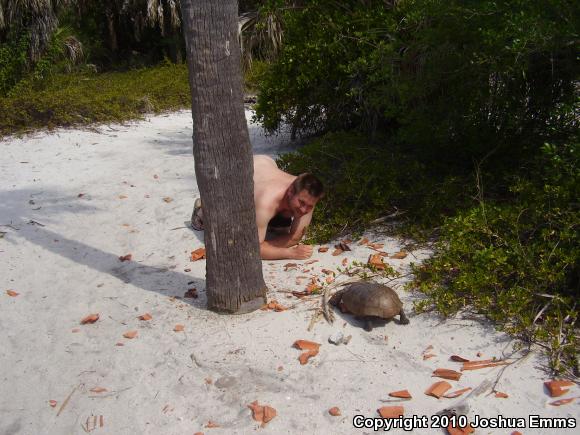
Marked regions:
[289,244,313,260]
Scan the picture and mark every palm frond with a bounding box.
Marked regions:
[239,8,285,71]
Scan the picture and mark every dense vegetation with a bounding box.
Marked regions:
[0,0,577,373]
[264,0,578,373]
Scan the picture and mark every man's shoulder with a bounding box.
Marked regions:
[255,195,277,215]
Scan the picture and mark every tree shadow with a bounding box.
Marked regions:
[0,187,207,309]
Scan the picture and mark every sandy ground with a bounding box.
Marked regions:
[0,111,578,435]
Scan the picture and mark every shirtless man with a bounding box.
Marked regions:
[191,155,324,260]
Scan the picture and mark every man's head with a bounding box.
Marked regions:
[286,173,324,217]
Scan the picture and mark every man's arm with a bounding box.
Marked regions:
[256,208,313,260]
[267,211,313,248]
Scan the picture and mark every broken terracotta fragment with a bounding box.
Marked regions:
[425,381,452,398]
[444,387,472,399]
[293,340,321,351]
[377,406,404,418]
[432,368,462,381]
[190,248,206,261]
[328,406,341,416]
[389,390,412,399]
[298,349,319,365]
[80,314,100,324]
[544,379,574,397]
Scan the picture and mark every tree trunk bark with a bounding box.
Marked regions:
[180,0,267,313]
[105,7,118,53]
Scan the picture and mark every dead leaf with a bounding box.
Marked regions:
[184,288,198,298]
[389,390,412,399]
[432,368,462,381]
[450,355,470,362]
[284,263,298,271]
[77,193,84,198]
[184,268,191,272]
[305,282,320,294]
[118,195,127,199]
[80,313,100,324]
[549,397,576,406]
[444,387,472,398]
[336,242,351,251]
[71,328,80,333]
[190,248,206,261]
[544,379,574,397]
[476,352,483,357]
[495,391,509,398]
[390,251,408,259]
[358,237,369,245]
[293,340,321,351]
[205,420,220,428]
[115,342,124,346]
[425,381,452,398]
[368,242,384,250]
[262,300,287,312]
[6,290,19,297]
[328,406,341,416]
[304,259,318,265]
[49,400,57,407]
[123,330,138,339]
[205,377,213,385]
[321,269,335,275]
[248,401,264,422]
[174,324,184,332]
[277,366,283,371]
[325,276,335,284]
[332,248,343,256]
[318,246,329,252]
[377,406,404,418]
[341,258,348,266]
[118,254,132,262]
[263,406,276,424]
[90,387,107,393]
[298,349,318,365]
[368,254,385,270]
[138,313,152,321]
[153,174,159,179]
[163,197,173,203]
[423,353,436,360]
[248,401,277,426]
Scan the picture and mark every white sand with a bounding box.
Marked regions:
[0,111,577,434]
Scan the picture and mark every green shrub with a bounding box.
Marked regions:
[255,0,578,162]
[0,34,30,95]
[412,140,579,373]
[277,131,471,241]
[0,63,191,137]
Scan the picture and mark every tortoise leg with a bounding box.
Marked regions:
[364,318,374,331]
[399,309,410,325]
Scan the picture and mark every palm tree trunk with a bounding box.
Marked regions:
[180,0,267,313]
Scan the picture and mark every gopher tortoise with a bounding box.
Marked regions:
[329,281,409,331]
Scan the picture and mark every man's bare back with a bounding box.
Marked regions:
[192,154,324,260]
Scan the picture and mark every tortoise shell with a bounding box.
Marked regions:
[339,282,404,319]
